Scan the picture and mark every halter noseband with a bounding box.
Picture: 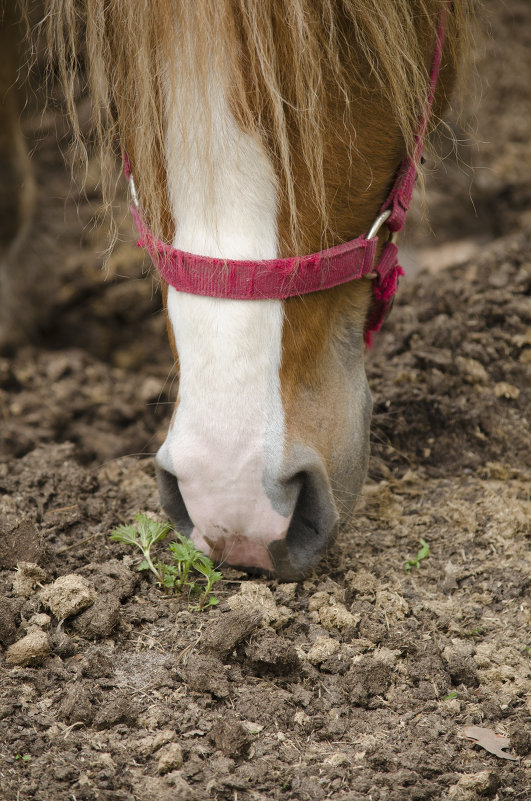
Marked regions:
[125,7,449,344]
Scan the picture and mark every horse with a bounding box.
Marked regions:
[43,0,471,578]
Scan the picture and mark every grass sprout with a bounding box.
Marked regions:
[110,514,222,611]
[404,538,430,572]
[442,691,458,701]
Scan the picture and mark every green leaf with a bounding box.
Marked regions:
[442,691,458,701]
[194,562,221,581]
[137,559,151,572]
[168,542,191,562]
[207,595,219,607]
[404,538,430,572]
[194,552,215,571]
[135,513,171,549]
[417,539,430,560]
[110,524,138,546]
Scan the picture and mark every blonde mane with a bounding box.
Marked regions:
[42,0,472,253]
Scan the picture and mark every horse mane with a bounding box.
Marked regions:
[41,0,473,253]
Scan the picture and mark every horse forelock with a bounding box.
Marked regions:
[43,0,472,256]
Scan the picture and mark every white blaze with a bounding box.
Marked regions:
[156,68,289,568]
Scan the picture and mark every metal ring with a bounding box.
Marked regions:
[367,209,392,240]
[129,174,140,209]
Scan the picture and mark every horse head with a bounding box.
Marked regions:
[46,0,466,577]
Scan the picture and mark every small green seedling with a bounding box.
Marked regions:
[110,513,171,580]
[168,535,208,591]
[189,559,223,612]
[404,538,430,572]
[442,691,458,701]
[110,515,222,611]
[15,754,31,763]
[465,627,484,639]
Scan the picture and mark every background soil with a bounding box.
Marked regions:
[0,2,530,800]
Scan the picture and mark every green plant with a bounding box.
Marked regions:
[110,515,222,611]
[404,538,430,572]
[110,513,171,581]
[167,535,209,591]
[189,559,223,612]
[465,627,484,639]
[442,691,458,701]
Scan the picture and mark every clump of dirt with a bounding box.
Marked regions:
[1,3,530,800]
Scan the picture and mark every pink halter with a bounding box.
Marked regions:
[125,7,449,343]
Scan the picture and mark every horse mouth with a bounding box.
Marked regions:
[155,456,341,579]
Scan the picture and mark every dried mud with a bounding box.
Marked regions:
[1,2,530,800]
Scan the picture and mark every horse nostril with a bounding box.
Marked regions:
[155,463,194,536]
[155,447,340,579]
[268,459,339,580]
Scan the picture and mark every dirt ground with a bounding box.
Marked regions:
[0,2,530,800]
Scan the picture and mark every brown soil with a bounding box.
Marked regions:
[1,3,530,800]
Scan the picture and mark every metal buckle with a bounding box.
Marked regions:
[365,209,396,279]
[129,173,140,210]
[367,209,392,240]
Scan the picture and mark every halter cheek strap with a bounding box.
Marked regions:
[125,5,449,343]
[365,4,449,341]
[380,5,449,233]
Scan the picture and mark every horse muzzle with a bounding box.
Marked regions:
[155,444,339,580]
